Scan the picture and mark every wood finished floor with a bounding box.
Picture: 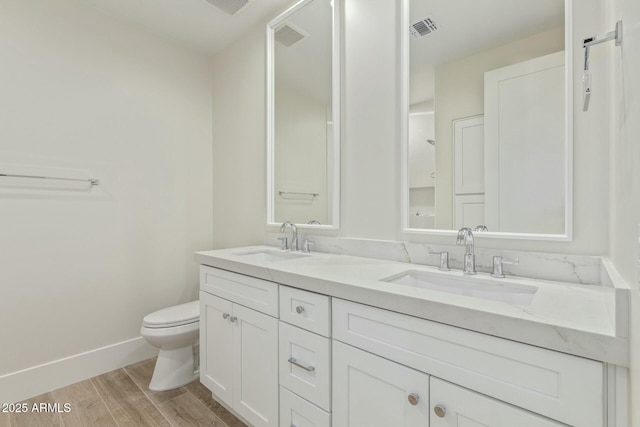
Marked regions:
[4,358,247,427]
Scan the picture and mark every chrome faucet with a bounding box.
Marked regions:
[280,221,299,251]
[456,227,476,275]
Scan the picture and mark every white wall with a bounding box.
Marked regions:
[274,85,329,224]
[341,0,400,239]
[210,24,271,249]
[609,0,640,289]
[0,0,213,393]
[609,0,640,423]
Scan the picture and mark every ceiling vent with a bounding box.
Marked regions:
[275,22,308,47]
[205,0,251,15]
[410,16,439,38]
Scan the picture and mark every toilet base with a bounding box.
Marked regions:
[149,345,198,391]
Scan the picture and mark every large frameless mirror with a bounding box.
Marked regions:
[401,0,572,240]
[266,0,340,229]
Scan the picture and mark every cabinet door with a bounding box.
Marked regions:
[484,51,565,234]
[430,378,564,427]
[199,291,233,406]
[333,341,430,427]
[233,304,279,427]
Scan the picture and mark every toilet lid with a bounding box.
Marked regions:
[143,301,199,328]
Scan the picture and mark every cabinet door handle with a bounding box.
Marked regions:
[229,316,237,323]
[433,404,446,418]
[295,305,305,314]
[222,313,229,319]
[288,357,315,372]
[408,393,419,405]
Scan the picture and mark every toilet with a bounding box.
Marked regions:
[140,300,200,391]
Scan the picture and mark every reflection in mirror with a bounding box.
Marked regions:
[403,0,571,238]
[267,0,340,228]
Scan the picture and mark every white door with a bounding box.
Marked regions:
[484,51,565,234]
[454,194,485,229]
[430,377,564,427]
[232,303,279,427]
[333,341,430,427]
[453,116,485,195]
[199,292,234,406]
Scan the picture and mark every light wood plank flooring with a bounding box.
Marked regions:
[5,359,246,427]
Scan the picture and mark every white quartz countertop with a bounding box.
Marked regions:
[195,246,629,366]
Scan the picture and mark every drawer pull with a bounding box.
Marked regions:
[408,393,420,406]
[434,404,446,418]
[295,305,305,314]
[288,357,315,372]
[222,313,229,319]
[229,316,237,323]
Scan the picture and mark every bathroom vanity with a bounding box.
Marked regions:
[197,246,629,427]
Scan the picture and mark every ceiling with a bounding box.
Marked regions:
[85,0,292,55]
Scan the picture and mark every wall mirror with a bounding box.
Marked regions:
[401,0,572,240]
[266,0,340,229]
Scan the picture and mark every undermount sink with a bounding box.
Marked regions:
[382,270,537,306]
[234,249,311,263]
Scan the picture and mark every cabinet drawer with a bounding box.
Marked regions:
[333,299,603,427]
[280,387,331,427]
[280,286,331,337]
[279,322,331,411]
[200,266,278,317]
[430,377,563,427]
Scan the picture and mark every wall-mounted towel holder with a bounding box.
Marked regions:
[0,173,99,186]
[582,20,623,112]
[279,190,319,198]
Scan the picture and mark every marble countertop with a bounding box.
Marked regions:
[195,246,629,366]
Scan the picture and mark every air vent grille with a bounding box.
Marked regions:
[205,0,250,15]
[410,17,439,38]
[275,23,307,47]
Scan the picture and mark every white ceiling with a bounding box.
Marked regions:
[85,0,292,54]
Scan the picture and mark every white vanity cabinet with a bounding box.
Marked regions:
[332,341,564,427]
[198,260,615,427]
[200,267,279,427]
[333,298,604,427]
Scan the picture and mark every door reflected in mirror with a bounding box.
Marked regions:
[403,0,571,238]
[267,0,340,228]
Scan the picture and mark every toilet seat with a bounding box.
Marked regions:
[143,300,199,328]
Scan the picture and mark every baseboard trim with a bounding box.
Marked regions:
[0,337,158,403]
